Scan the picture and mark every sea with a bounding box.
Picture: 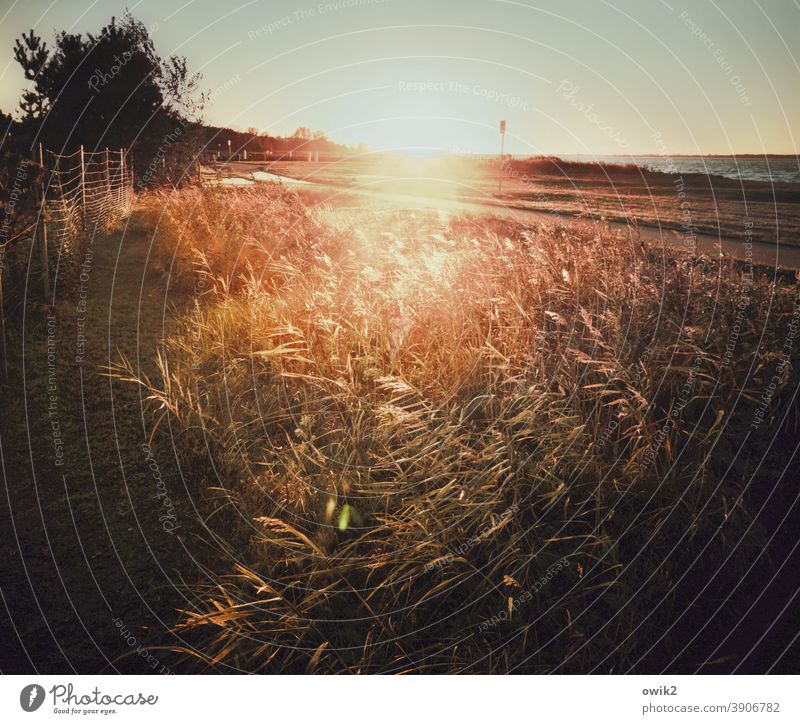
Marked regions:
[557,154,800,184]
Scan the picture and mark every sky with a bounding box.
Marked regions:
[1,0,799,156]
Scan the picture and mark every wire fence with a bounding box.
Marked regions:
[37,144,134,299]
[0,145,134,379]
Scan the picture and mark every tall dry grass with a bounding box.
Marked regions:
[120,185,799,672]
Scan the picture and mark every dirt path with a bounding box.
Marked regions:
[0,216,210,673]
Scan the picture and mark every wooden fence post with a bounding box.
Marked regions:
[116,148,122,204]
[105,147,111,198]
[36,144,50,301]
[79,144,87,226]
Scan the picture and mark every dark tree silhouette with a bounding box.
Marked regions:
[12,13,203,184]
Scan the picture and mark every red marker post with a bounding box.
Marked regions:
[498,120,507,193]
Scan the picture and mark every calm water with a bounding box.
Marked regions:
[559,154,800,184]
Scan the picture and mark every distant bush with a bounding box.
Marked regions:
[508,156,645,179]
